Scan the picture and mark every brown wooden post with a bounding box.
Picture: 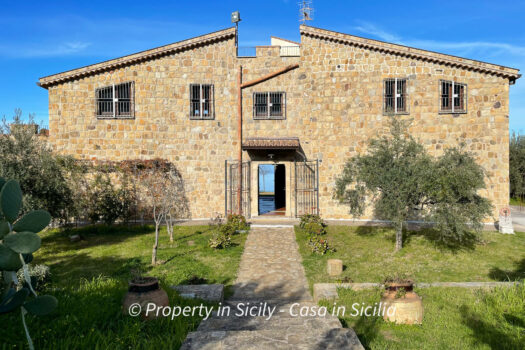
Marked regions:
[237,66,243,215]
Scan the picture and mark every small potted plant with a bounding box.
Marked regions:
[381,274,423,324]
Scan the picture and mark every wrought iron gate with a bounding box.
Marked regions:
[225,160,251,217]
[295,160,319,217]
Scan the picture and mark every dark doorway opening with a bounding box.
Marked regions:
[258,164,286,216]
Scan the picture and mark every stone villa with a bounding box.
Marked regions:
[38,25,520,222]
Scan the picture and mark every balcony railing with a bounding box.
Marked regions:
[236,46,300,58]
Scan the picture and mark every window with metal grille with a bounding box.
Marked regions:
[190,84,214,119]
[440,80,467,113]
[383,78,408,114]
[95,82,134,119]
[253,92,286,119]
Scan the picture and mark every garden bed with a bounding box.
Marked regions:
[0,224,247,349]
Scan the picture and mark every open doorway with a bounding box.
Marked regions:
[258,164,286,216]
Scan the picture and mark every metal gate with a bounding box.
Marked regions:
[295,160,319,217]
[225,160,251,217]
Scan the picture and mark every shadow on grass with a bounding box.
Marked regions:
[42,224,155,251]
[460,304,523,350]
[489,258,525,281]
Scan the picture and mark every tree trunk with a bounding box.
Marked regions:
[152,223,159,265]
[167,214,174,242]
[395,222,403,252]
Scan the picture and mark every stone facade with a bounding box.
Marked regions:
[39,25,520,222]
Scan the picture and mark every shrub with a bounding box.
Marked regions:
[226,214,249,232]
[86,174,135,225]
[0,111,73,221]
[208,231,232,249]
[299,214,327,235]
[16,264,50,291]
[300,214,333,254]
[307,236,333,255]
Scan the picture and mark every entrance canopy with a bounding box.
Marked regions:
[242,137,300,150]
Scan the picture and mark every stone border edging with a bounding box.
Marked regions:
[313,281,523,302]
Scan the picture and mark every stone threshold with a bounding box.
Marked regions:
[313,281,523,302]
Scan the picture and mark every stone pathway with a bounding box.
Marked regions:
[181,226,364,349]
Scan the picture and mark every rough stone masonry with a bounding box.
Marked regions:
[38,25,520,222]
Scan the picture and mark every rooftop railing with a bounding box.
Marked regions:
[236,46,301,58]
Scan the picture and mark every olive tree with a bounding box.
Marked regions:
[334,118,492,251]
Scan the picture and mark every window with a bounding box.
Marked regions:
[95,82,134,119]
[383,78,408,114]
[440,80,467,113]
[190,84,214,119]
[253,92,286,119]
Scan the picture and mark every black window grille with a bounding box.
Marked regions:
[384,78,408,114]
[95,82,134,119]
[440,80,467,113]
[253,92,286,119]
[190,84,214,119]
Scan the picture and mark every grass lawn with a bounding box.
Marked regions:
[296,226,525,286]
[320,285,525,350]
[0,224,247,349]
[297,225,525,349]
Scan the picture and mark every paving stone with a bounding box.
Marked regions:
[181,227,364,349]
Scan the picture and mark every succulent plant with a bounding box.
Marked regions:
[0,178,56,350]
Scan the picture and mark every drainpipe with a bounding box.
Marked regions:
[237,66,243,215]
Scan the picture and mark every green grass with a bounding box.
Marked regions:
[321,285,525,350]
[0,224,247,349]
[510,197,525,206]
[296,226,525,286]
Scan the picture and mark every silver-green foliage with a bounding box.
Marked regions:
[0,178,56,350]
[334,118,492,251]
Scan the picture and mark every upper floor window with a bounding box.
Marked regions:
[190,84,214,119]
[383,78,408,115]
[96,82,134,119]
[253,92,286,119]
[440,80,467,113]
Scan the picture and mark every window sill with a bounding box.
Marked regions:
[382,112,410,116]
[96,116,135,120]
[438,111,467,115]
[189,116,215,120]
[253,116,286,120]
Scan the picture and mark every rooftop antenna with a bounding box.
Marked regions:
[299,0,314,24]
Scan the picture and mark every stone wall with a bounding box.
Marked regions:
[45,27,514,221]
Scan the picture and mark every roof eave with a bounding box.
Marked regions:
[38,26,237,88]
[300,25,520,81]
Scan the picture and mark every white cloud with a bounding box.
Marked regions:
[352,21,402,43]
[0,41,91,58]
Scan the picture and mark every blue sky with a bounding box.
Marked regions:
[0,1,524,131]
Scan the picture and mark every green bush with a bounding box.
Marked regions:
[16,264,50,291]
[226,214,249,232]
[307,236,333,255]
[86,174,135,225]
[208,231,232,249]
[0,111,73,220]
[300,214,333,254]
